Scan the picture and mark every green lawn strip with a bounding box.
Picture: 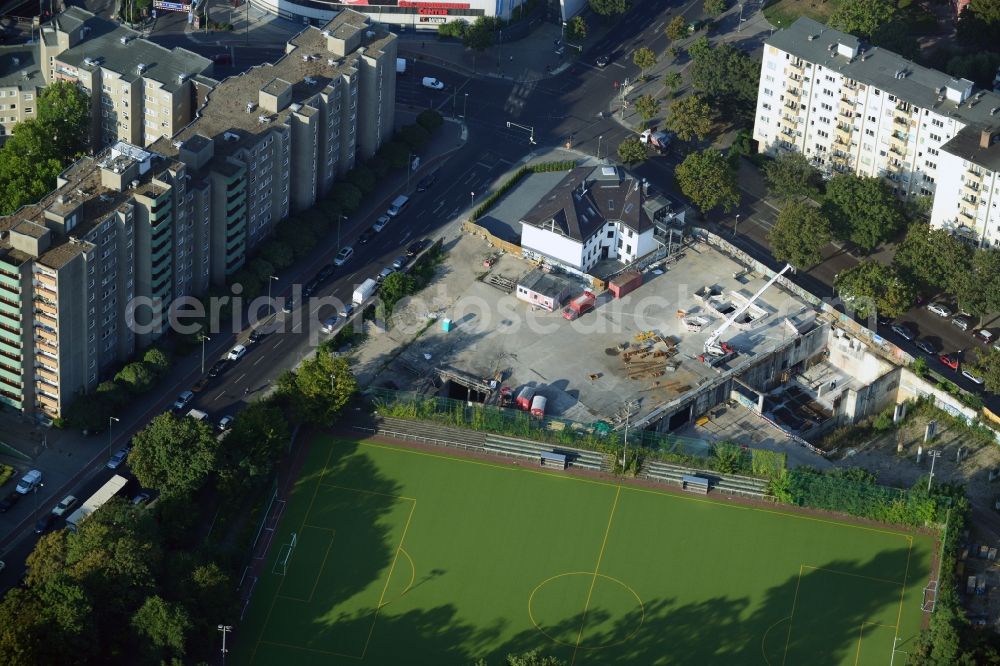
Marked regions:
[236,436,934,666]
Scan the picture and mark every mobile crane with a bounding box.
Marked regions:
[702,264,794,358]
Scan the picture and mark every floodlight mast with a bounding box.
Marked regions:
[703,263,794,357]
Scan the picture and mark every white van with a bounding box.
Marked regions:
[387,195,409,217]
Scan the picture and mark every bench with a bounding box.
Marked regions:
[682,474,710,495]
[539,451,567,470]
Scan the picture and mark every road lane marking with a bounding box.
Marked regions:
[433,201,444,213]
[235,373,246,383]
[254,357,264,366]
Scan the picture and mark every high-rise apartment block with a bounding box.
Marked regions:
[0,44,46,142]
[39,7,216,150]
[0,9,396,419]
[753,17,1000,246]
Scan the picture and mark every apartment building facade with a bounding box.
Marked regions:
[754,17,1000,245]
[0,45,46,142]
[39,7,215,150]
[0,10,397,419]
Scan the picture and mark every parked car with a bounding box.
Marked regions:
[15,469,42,494]
[0,491,21,512]
[51,495,77,517]
[303,278,320,298]
[358,227,376,245]
[407,239,431,257]
[962,369,985,385]
[915,338,937,354]
[416,173,437,192]
[249,328,268,344]
[373,215,390,233]
[939,353,960,370]
[338,303,355,318]
[227,344,247,361]
[192,376,211,392]
[211,53,232,65]
[321,316,339,334]
[392,255,411,270]
[217,415,234,432]
[132,492,152,506]
[421,76,445,90]
[977,329,995,345]
[208,359,229,378]
[317,264,336,282]
[927,302,952,317]
[377,266,396,283]
[282,297,296,314]
[34,513,54,534]
[334,246,354,266]
[595,55,609,67]
[106,446,130,470]
[891,323,915,340]
[172,390,194,413]
[952,315,973,331]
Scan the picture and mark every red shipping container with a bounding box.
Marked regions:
[609,271,642,299]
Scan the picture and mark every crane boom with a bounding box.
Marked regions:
[703,264,794,356]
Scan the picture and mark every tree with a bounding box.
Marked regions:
[230,267,263,298]
[675,149,740,214]
[957,5,995,51]
[632,46,657,77]
[142,347,170,379]
[616,137,647,164]
[566,15,588,41]
[945,51,1000,89]
[665,95,713,141]
[328,182,363,213]
[96,379,128,409]
[0,140,63,215]
[953,248,1000,321]
[128,413,219,498]
[634,94,660,122]
[379,141,411,170]
[971,349,1000,394]
[829,0,896,38]
[892,223,971,292]
[437,18,467,39]
[417,108,444,133]
[380,271,417,316]
[248,257,276,285]
[62,391,114,433]
[768,202,831,269]
[970,0,1000,23]
[217,401,290,497]
[688,40,761,112]
[131,595,191,663]
[36,81,91,158]
[464,16,498,51]
[704,0,727,16]
[666,15,687,40]
[260,240,294,271]
[588,0,629,16]
[276,349,357,426]
[399,123,431,151]
[823,174,904,251]
[346,165,376,195]
[834,261,915,318]
[115,361,156,394]
[763,152,822,201]
[663,70,683,95]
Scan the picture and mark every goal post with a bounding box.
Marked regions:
[272,532,298,576]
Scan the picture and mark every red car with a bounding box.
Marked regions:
[939,353,959,370]
[211,53,232,65]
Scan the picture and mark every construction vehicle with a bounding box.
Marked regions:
[702,264,794,358]
[563,290,596,320]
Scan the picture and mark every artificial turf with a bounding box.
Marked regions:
[236,436,935,665]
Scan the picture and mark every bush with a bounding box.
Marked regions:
[367,155,390,178]
[260,240,293,271]
[115,362,156,394]
[142,348,171,379]
[872,409,895,433]
[379,141,411,170]
[0,463,14,488]
[416,109,443,133]
[248,258,276,285]
[399,123,431,151]
[346,165,376,195]
[328,182,363,213]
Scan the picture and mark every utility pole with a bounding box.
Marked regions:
[218,625,232,665]
[621,410,630,469]
[200,333,211,374]
[927,450,942,492]
[338,215,346,251]
[108,416,119,461]
[597,135,603,161]
[407,152,412,192]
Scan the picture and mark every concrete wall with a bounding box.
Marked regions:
[521,224,583,269]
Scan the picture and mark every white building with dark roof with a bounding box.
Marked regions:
[519,166,659,273]
[753,17,1000,246]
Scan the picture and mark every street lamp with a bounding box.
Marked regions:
[267,275,279,313]
[597,135,603,161]
[337,216,346,251]
[621,409,630,469]
[927,450,942,492]
[109,416,119,461]
[733,213,741,236]
[218,625,232,665]
[463,93,469,119]
[33,482,44,520]
[199,333,211,374]
[506,121,536,145]
[407,152,412,192]
[470,191,475,208]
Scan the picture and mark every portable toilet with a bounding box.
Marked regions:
[530,395,547,418]
[441,318,453,332]
[515,386,535,410]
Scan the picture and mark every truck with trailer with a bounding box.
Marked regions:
[65,474,128,531]
[562,291,596,320]
[353,278,378,305]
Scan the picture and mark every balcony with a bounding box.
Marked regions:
[33,300,56,317]
[779,126,795,138]
[33,272,55,288]
[34,326,56,344]
[966,169,984,184]
[0,340,21,359]
[963,182,981,199]
[962,194,979,206]
[838,108,853,120]
[34,336,57,354]
[0,365,22,386]
[786,86,801,98]
[786,61,804,77]
[34,311,57,328]
[151,242,172,265]
[959,208,975,221]
[35,365,57,383]
[0,299,20,318]
[889,145,905,157]
[35,392,57,411]
[893,115,908,126]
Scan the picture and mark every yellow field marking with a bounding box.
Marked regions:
[527,571,645,650]
[854,622,867,666]
[781,565,804,666]
[399,547,417,597]
[760,616,790,666]
[258,639,363,659]
[892,536,915,658]
[249,445,336,665]
[571,485,621,666]
[320,481,417,502]
[361,498,417,660]
[801,564,905,587]
[353,439,921,541]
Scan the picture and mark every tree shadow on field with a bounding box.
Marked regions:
[488,547,925,666]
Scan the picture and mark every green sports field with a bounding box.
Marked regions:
[236,436,936,665]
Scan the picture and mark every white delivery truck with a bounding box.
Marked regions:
[353,278,378,305]
[396,58,406,74]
